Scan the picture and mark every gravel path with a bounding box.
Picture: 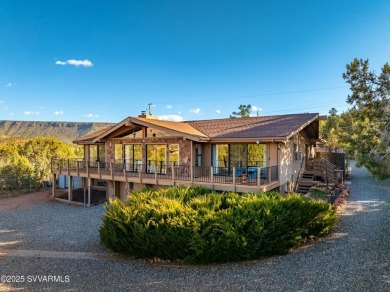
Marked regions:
[1,160,389,292]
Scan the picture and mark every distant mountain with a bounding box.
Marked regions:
[0,120,115,144]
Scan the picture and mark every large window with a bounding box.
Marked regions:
[124,144,142,171]
[212,144,266,168]
[89,145,105,162]
[114,144,123,163]
[146,144,166,173]
[212,144,228,168]
[248,144,266,166]
[168,144,179,165]
[230,144,248,168]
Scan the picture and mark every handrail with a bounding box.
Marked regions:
[315,158,336,188]
[294,157,306,192]
[51,159,280,188]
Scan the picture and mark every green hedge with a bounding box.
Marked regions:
[99,186,337,264]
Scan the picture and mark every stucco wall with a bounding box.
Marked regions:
[278,133,309,192]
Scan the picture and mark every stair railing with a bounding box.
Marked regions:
[318,158,336,188]
[294,157,306,193]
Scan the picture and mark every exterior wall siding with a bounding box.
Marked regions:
[278,133,310,192]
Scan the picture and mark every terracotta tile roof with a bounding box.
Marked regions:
[133,117,209,138]
[74,126,115,143]
[187,113,319,139]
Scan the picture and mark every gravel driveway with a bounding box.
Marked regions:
[1,160,389,292]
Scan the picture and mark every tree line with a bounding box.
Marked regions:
[0,136,82,194]
[321,59,389,180]
[231,59,389,180]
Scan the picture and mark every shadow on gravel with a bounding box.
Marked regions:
[340,199,387,216]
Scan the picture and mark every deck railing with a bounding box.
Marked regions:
[52,159,280,187]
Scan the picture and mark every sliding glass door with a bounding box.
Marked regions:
[124,144,142,171]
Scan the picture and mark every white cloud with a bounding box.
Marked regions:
[55,59,93,67]
[55,61,67,65]
[10,112,14,116]
[0,100,4,104]
[189,108,201,114]
[83,113,100,118]
[159,114,184,122]
[166,105,172,109]
[215,109,221,114]
[24,111,40,115]
[5,82,12,88]
[178,111,182,114]
[55,110,64,115]
[251,106,262,112]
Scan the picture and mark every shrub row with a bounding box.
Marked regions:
[99,186,337,264]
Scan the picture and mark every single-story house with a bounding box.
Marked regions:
[51,112,321,205]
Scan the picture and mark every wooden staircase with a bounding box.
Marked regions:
[297,170,318,194]
[297,159,337,194]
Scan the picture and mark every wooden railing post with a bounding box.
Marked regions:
[233,167,236,191]
[210,167,214,190]
[172,164,175,185]
[155,166,158,184]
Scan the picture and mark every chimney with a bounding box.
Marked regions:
[138,108,157,119]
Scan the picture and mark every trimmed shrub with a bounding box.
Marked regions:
[99,186,337,264]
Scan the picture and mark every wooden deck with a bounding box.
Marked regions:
[51,160,280,193]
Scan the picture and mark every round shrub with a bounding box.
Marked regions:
[99,186,337,264]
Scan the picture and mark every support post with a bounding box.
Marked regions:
[123,163,128,184]
[86,161,90,178]
[68,175,73,203]
[210,166,214,189]
[172,164,175,185]
[233,167,236,192]
[52,173,56,199]
[87,177,91,207]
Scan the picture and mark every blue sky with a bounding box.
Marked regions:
[1,1,390,122]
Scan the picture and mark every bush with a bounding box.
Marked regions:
[99,186,337,264]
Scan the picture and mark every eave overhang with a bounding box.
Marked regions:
[285,114,320,140]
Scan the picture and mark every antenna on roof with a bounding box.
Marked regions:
[148,103,153,115]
